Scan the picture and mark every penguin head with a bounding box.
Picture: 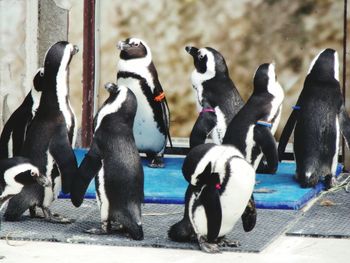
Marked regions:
[13,167,51,188]
[33,68,45,92]
[118,38,152,62]
[307,48,339,81]
[42,41,79,78]
[253,63,283,97]
[186,46,228,76]
[187,162,221,191]
[94,82,137,128]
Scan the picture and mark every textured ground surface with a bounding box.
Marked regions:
[0,200,299,253]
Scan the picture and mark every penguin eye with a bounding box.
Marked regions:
[198,54,204,60]
[39,71,44,77]
[133,42,140,47]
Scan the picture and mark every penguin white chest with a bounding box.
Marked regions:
[117,77,165,152]
[190,160,255,238]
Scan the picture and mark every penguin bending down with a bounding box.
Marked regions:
[222,63,284,173]
[71,83,144,240]
[171,143,255,253]
[169,63,282,243]
[185,46,244,148]
[117,37,172,168]
[4,41,79,223]
[0,157,51,210]
[278,49,350,188]
[0,68,44,159]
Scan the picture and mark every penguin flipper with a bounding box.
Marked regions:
[254,125,278,174]
[277,109,298,161]
[49,126,78,194]
[241,195,257,232]
[190,110,217,149]
[71,142,102,207]
[199,185,222,243]
[0,118,13,159]
[339,103,350,147]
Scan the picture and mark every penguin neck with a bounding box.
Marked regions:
[55,67,72,129]
[30,88,42,117]
[118,57,155,91]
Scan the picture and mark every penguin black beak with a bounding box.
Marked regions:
[117,41,129,50]
[185,46,198,57]
[34,174,51,187]
[104,82,119,93]
[72,45,79,55]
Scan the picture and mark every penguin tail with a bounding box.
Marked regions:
[168,217,196,242]
[241,196,257,232]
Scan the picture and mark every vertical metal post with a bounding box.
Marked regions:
[343,0,349,169]
[82,0,96,147]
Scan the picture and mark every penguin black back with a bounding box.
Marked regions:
[186,46,244,147]
[278,48,350,188]
[223,63,284,173]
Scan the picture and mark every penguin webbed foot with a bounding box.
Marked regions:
[147,155,165,168]
[217,237,240,248]
[197,236,221,253]
[324,174,336,190]
[42,207,74,224]
[85,221,112,235]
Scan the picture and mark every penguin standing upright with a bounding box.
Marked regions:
[4,41,79,223]
[71,83,144,240]
[0,68,44,159]
[185,46,244,148]
[0,157,51,210]
[278,49,350,188]
[117,37,171,168]
[222,63,284,172]
[178,143,255,253]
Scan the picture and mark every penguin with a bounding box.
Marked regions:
[169,63,282,243]
[185,46,244,148]
[117,37,171,168]
[175,143,255,253]
[222,63,284,173]
[4,41,79,223]
[0,157,51,210]
[0,68,44,159]
[71,83,144,240]
[278,48,350,188]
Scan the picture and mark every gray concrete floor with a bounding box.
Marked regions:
[1,235,350,263]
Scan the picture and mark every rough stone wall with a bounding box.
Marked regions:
[0,0,348,141]
[0,0,26,129]
[70,0,346,138]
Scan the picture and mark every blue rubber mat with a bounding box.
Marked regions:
[62,149,342,210]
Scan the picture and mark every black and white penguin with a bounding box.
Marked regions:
[4,41,79,223]
[0,157,51,210]
[222,63,284,173]
[185,46,244,148]
[117,37,171,168]
[71,83,144,240]
[0,68,44,159]
[175,143,255,253]
[278,49,350,188]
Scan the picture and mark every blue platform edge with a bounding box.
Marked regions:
[60,149,343,210]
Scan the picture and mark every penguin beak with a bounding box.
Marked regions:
[34,174,51,187]
[185,46,198,57]
[104,82,119,93]
[72,45,79,55]
[118,41,129,50]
